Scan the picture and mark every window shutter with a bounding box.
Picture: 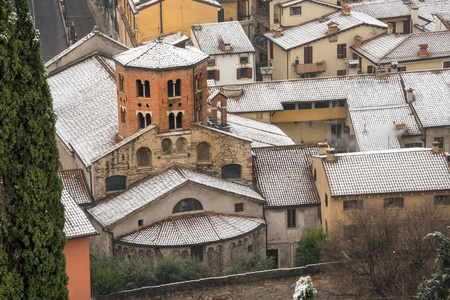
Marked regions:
[237,69,241,79]
[215,70,220,81]
[247,68,252,79]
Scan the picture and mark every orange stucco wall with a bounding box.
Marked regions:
[64,237,91,300]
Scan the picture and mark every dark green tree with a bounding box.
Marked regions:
[417,230,450,300]
[295,227,327,267]
[0,0,68,298]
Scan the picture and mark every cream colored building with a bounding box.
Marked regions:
[264,6,387,79]
[312,144,450,233]
[351,30,450,74]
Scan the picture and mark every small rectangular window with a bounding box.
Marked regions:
[337,44,346,59]
[282,103,296,110]
[290,6,301,15]
[315,101,329,109]
[313,169,316,181]
[207,70,215,80]
[138,219,144,226]
[434,195,450,205]
[444,61,450,68]
[343,200,363,211]
[332,100,345,107]
[325,193,328,207]
[207,59,216,67]
[235,203,244,212]
[367,66,376,74]
[397,66,406,72]
[384,197,404,208]
[337,70,346,76]
[240,56,249,64]
[287,209,296,228]
[240,68,248,78]
[434,137,444,149]
[298,102,312,109]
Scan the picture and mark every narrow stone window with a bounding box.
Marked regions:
[169,113,175,129]
[137,80,144,97]
[176,112,182,128]
[138,113,145,129]
[175,79,181,96]
[161,138,172,155]
[120,108,126,124]
[144,80,150,98]
[168,80,174,97]
[145,114,151,126]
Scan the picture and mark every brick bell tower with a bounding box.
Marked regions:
[113,38,209,139]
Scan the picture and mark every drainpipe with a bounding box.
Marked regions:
[159,0,163,34]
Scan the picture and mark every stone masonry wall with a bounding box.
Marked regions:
[96,262,350,300]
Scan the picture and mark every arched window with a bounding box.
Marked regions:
[120,108,126,124]
[136,147,152,167]
[221,164,241,179]
[137,80,144,97]
[169,113,175,129]
[138,113,145,129]
[105,175,126,192]
[176,112,183,129]
[195,75,199,91]
[144,80,150,98]
[119,74,124,92]
[172,198,203,213]
[197,142,211,163]
[145,114,151,126]
[176,137,187,153]
[168,80,174,97]
[161,138,172,155]
[175,79,181,96]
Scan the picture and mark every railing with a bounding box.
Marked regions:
[296,61,326,74]
[251,6,269,27]
[253,35,267,51]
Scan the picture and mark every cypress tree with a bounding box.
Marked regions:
[0,0,68,298]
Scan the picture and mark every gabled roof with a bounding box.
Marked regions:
[318,148,450,197]
[62,189,98,239]
[58,170,92,204]
[117,212,265,246]
[88,165,264,227]
[264,11,387,50]
[227,114,295,148]
[350,0,410,19]
[114,41,209,70]
[352,31,450,64]
[349,105,421,152]
[49,55,118,168]
[253,144,320,207]
[410,0,450,23]
[191,21,255,55]
[279,0,341,9]
[401,69,450,128]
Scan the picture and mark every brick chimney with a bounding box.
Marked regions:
[406,88,415,103]
[419,44,428,57]
[432,141,440,154]
[326,148,336,162]
[273,28,282,38]
[318,142,329,155]
[342,5,351,16]
[328,22,339,34]
[354,35,362,46]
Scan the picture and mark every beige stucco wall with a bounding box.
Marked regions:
[276,2,338,28]
[425,127,450,152]
[265,206,320,268]
[358,54,450,74]
[222,2,238,21]
[270,24,387,80]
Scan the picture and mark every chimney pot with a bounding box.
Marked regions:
[354,35,362,46]
[318,142,329,155]
[419,44,428,57]
[328,22,339,34]
[406,88,415,103]
[326,148,336,162]
[273,29,282,38]
[432,141,440,154]
[343,5,351,16]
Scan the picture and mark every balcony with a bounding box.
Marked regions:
[295,61,326,75]
[251,6,269,28]
[253,35,267,51]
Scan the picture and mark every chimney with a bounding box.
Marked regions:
[342,5,351,16]
[318,142,328,155]
[419,44,428,57]
[326,148,336,162]
[432,141,440,154]
[260,66,273,82]
[387,23,394,35]
[273,28,282,38]
[406,88,414,103]
[328,22,339,34]
[410,5,419,27]
[354,35,362,46]
[224,42,231,52]
[92,25,100,33]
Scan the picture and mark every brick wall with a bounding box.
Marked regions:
[96,262,349,300]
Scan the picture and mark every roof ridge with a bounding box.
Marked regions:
[205,212,221,241]
[379,33,413,61]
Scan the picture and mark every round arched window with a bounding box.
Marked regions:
[172,198,203,213]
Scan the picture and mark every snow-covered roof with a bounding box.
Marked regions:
[118,212,265,246]
[352,31,450,64]
[62,189,98,239]
[253,144,320,207]
[264,11,387,50]
[88,165,264,227]
[58,170,91,205]
[319,148,450,197]
[49,55,118,168]
[141,32,190,47]
[279,0,341,9]
[410,0,450,22]
[209,74,406,113]
[349,105,421,152]
[350,0,410,19]
[227,114,295,148]
[401,69,450,128]
[114,41,209,70]
[191,21,255,55]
